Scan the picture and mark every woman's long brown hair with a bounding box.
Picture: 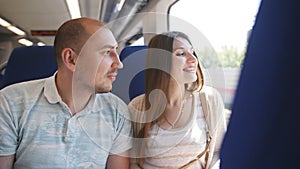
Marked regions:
[136,31,204,165]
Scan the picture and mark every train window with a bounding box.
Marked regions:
[169,0,261,109]
[130,37,144,46]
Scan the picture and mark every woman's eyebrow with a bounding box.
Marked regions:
[173,46,192,51]
[173,47,185,51]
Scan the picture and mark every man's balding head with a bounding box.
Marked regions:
[54,18,105,67]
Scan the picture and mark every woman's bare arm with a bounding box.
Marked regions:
[0,154,15,169]
[106,151,129,169]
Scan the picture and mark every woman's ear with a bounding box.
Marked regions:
[61,48,77,72]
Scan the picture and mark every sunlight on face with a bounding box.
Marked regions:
[73,27,122,94]
[171,37,198,84]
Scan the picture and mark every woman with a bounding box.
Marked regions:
[129,31,226,169]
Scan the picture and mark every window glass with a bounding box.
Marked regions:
[169,0,261,109]
[130,37,144,46]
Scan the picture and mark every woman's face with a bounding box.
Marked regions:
[170,37,198,84]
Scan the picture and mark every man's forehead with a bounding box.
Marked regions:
[86,27,117,48]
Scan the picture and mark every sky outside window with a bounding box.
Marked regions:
[170,0,261,52]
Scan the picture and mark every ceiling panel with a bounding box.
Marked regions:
[0,0,149,46]
[0,0,71,45]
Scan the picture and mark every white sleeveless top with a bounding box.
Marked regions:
[142,96,208,169]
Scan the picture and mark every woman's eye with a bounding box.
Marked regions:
[176,52,185,56]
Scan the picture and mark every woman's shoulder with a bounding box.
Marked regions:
[197,85,224,105]
[128,94,146,118]
[128,94,145,108]
[200,85,220,95]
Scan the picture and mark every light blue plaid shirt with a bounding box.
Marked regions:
[0,74,132,169]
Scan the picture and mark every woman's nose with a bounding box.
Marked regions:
[187,51,197,63]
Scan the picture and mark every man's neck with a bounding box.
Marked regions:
[56,70,93,115]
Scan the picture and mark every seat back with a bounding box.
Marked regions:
[220,1,300,168]
[0,46,57,89]
[112,45,147,104]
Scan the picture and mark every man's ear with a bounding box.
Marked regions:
[61,48,77,72]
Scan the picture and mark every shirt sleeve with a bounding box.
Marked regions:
[110,95,133,155]
[0,92,18,156]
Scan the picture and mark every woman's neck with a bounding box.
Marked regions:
[167,81,186,105]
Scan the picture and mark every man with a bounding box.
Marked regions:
[0,18,132,168]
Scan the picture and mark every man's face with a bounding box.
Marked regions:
[74,27,123,94]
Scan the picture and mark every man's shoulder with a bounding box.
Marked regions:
[0,78,50,109]
[0,78,47,96]
[93,93,131,123]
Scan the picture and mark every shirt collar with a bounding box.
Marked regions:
[44,72,62,104]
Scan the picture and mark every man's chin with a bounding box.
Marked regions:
[96,91,110,94]
[95,86,112,94]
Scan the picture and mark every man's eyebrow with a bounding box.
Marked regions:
[100,44,118,49]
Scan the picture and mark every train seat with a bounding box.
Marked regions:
[0,46,57,89]
[112,45,147,104]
